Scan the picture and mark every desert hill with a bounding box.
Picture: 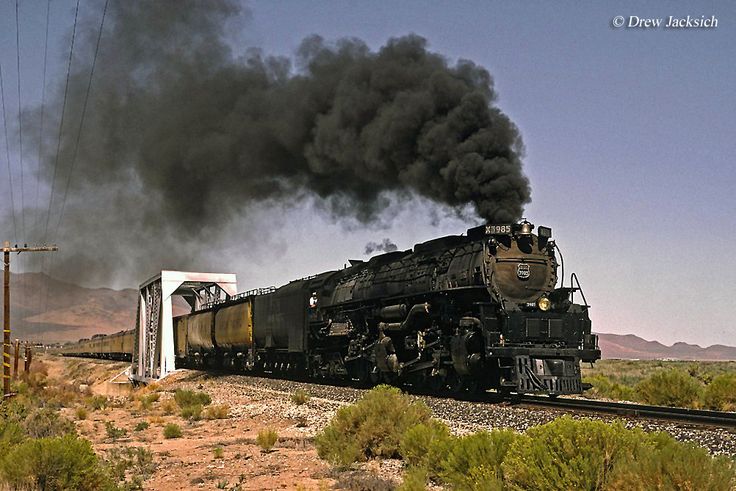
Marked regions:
[7,272,137,342]
[597,333,736,361]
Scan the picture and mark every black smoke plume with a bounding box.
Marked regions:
[24,0,530,285]
[364,239,399,255]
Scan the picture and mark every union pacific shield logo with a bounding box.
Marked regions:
[516,263,531,280]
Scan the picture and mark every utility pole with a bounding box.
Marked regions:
[24,341,32,373]
[3,241,57,398]
[13,340,19,379]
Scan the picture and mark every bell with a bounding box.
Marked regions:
[518,220,534,235]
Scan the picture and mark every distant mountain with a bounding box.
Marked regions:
[597,333,736,361]
[6,272,138,343]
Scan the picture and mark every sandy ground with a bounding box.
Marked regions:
[40,355,363,490]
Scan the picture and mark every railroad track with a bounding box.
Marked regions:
[55,355,736,429]
[515,395,736,428]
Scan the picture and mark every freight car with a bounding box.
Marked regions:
[63,220,600,396]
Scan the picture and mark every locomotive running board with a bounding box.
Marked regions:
[130,270,238,383]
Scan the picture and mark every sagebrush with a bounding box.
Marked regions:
[315,385,431,465]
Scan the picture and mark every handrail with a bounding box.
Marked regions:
[233,286,277,299]
[554,242,565,288]
[570,272,589,309]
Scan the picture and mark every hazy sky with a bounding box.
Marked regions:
[1,1,734,347]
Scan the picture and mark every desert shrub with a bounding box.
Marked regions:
[583,374,636,401]
[315,385,431,465]
[160,398,177,415]
[703,374,736,411]
[291,389,310,405]
[45,383,81,408]
[213,446,224,459]
[0,434,112,491]
[11,379,31,396]
[635,369,702,407]
[335,471,395,491]
[104,446,156,487]
[399,420,452,476]
[23,407,76,439]
[0,420,25,449]
[606,431,736,490]
[393,416,735,491]
[439,430,517,490]
[174,389,211,407]
[203,404,229,420]
[76,406,89,420]
[163,423,182,439]
[138,382,160,395]
[149,416,165,426]
[138,393,160,411]
[180,403,203,421]
[134,421,149,432]
[256,428,279,452]
[398,466,430,491]
[105,421,127,440]
[502,416,645,490]
[21,363,48,390]
[0,395,32,426]
[87,395,108,411]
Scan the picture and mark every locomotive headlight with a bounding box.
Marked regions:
[537,296,551,311]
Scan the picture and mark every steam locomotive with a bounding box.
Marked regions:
[61,220,599,396]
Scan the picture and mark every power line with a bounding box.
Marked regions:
[35,0,51,241]
[0,64,18,244]
[43,0,80,244]
[33,0,51,342]
[15,0,26,240]
[55,0,110,237]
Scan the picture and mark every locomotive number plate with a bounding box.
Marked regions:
[486,224,512,235]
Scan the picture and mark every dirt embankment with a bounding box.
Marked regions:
[41,355,402,490]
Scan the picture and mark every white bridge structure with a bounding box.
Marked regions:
[131,271,237,382]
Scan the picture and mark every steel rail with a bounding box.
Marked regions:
[516,395,736,428]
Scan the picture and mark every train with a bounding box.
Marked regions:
[60,220,600,396]
[58,330,134,361]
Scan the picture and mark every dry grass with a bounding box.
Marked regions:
[203,404,230,420]
[256,428,279,452]
[160,398,178,415]
[163,423,183,439]
[75,406,89,420]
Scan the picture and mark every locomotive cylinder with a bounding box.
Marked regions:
[377,304,408,321]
